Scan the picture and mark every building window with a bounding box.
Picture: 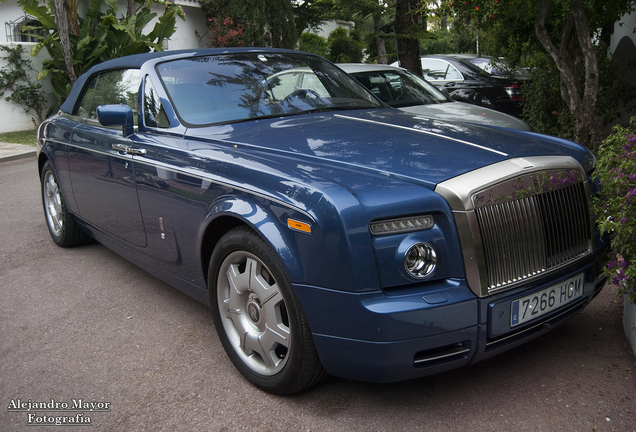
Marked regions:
[5,15,44,43]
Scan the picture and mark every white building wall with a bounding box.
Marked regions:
[163,0,208,50]
[609,10,636,123]
[0,0,206,132]
[130,0,208,50]
[311,20,355,40]
[0,42,55,133]
[610,10,636,52]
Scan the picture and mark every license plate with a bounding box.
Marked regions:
[510,273,584,327]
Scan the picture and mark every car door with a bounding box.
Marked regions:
[67,69,147,247]
[420,58,464,94]
[126,74,215,288]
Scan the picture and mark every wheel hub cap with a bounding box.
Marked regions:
[247,297,262,326]
[217,252,291,376]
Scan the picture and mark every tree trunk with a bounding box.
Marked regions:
[127,0,136,35]
[440,15,448,32]
[127,0,136,19]
[395,0,422,76]
[65,0,79,36]
[54,0,77,84]
[535,0,603,151]
[374,15,387,64]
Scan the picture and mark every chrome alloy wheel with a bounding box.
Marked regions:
[43,170,64,237]
[216,251,291,376]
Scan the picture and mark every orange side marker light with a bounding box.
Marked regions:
[287,218,312,234]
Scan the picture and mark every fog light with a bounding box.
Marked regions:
[404,243,437,278]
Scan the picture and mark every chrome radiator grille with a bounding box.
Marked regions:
[474,181,592,294]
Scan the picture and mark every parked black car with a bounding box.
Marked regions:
[393,54,527,118]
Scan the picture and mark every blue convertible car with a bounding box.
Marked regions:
[37,48,607,394]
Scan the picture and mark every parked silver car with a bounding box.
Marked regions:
[338,63,530,131]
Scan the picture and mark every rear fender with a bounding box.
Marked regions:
[38,117,80,215]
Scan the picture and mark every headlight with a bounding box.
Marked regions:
[369,215,434,235]
[404,242,437,278]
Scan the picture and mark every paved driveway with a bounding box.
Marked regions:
[1,156,634,431]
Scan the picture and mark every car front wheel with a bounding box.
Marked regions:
[208,226,326,394]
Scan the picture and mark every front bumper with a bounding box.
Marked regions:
[294,257,606,383]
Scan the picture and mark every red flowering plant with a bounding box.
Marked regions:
[207,17,245,48]
[594,117,636,304]
[450,0,500,28]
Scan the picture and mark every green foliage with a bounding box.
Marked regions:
[0,44,48,126]
[419,27,476,55]
[521,49,636,140]
[202,0,267,47]
[594,118,636,303]
[294,0,332,38]
[18,0,184,104]
[521,52,574,138]
[363,31,398,63]
[201,0,296,49]
[449,0,635,66]
[265,0,296,49]
[450,0,636,148]
[327,27,364,63]
[298,33,329,57]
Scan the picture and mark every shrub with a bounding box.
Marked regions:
[594,117,636,304]
[19,0,184,104]
[327,28,363,63]
[0,44,47,126]
[298,33,328,58]
[207,17,245,47]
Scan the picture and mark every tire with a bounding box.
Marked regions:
[208,226,327,394]
[41,161,90,247]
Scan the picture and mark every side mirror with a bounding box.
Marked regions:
[438,87,452,98]
[97,105,134,137]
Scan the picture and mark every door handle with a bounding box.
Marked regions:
[126,148,147,155]
[112,144,146,155]
[112,143,128,152]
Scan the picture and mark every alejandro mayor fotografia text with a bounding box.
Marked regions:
[7,398,111,426]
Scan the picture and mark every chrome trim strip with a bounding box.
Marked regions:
[58,140,134,162]
[59,111,138,133]
[334,114,509,156]
[435,156,582,211]
[53,141,316,223]
[413,346,471,365]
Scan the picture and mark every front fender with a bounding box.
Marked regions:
[203,193,362,292]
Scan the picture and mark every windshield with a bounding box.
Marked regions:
[467,57,528,78]
[157,52,383,126]
[351,69,450,108]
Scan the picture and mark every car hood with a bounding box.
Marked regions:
[185,109,592,190]
[398,102,530,131]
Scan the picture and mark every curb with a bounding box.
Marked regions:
[0,142,37,163]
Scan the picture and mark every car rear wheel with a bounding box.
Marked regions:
[208,226,326,394]
[41,161,89,247]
